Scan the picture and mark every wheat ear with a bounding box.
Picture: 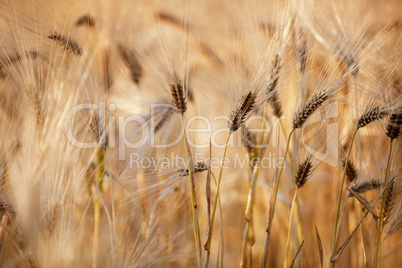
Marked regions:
[293,91,329,129]
[228,91,256,132]
[48,32,83,55]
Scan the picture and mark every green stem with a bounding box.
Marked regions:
[203,133,231,268]
[181,116,203,268]
[329,127,359,268]
[374,139,394,268]
[284,188,299,268]
[261,128,295,267]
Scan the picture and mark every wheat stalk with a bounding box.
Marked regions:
[374,140,395,268]
[284,158,313,267]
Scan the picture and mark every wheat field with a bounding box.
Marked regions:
[0,0,401,267]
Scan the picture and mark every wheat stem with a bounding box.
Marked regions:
[353,77,362,171]
[279,120,295,179]
[240,155,260,267]
[336,196,350,240]
[329,127,358,268]
[240,107,268,267]
[261,128,295,267]
[374,139,394,268]
[209,172,224,268]
[284,188,299,268]
[108,162,117,255]
[294,197,303,245]
[93,147,104,268]
[181,116,203,268]
[280,121,303,254]
[203,133,231,268]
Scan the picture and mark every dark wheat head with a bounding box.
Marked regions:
[178,162,208,177]
[229,91,256,132]
[342,159,358,183]
[75,15,95,28]
[357,106,388,129]
[169,80,187,114]
[118,44,143,85]
[386,111,402,140]
[383,178,397,225]
[266,54,283,118]
[88,113,108,149]
[348,178,382,197]
[48,32,83,55]
[293,91,329,129]
[295,158,313,188]
[241,126,256,153]
[0,51,38,78]
[153,108,174,133]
